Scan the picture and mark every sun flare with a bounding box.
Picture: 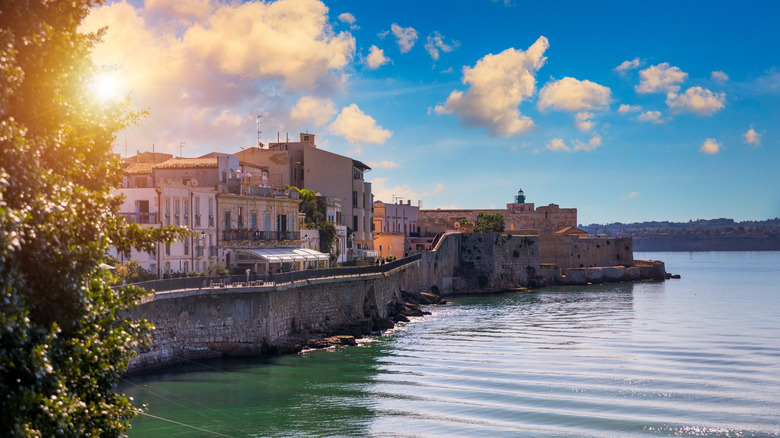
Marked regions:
[91,72,121,102]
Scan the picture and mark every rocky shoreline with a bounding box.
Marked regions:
[267,290,447,354]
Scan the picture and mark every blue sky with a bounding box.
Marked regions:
[84,0,780,224]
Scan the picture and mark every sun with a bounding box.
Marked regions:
[91,72,121,102]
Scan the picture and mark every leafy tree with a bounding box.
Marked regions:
[473,211,506,233]
[0,1,183,435]
[111,260,157,285]
[287,186,318,227]
[318,221,337,254]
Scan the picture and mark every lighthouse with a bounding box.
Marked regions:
[514,188,526,204]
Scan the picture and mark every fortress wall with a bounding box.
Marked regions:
[455,234,541,292]
[419,204,577,236]
[541,235,634,269]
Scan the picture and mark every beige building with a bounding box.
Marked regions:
[111,151,328,277]
[234,133,376,258]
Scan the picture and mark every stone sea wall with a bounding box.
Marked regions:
[127,233,667,372]
[127,273,403,373]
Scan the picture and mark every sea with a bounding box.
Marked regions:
[119,251,780,437]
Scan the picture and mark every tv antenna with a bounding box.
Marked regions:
[179,141,186,158]
[256,115,263,148]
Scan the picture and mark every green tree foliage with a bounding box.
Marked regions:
[318,221,337,254]
[287,186,319,228]
[473,211,506,233]
[0,1,184,435]
[110,260,156,286]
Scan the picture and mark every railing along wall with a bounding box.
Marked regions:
[123,253,423,294]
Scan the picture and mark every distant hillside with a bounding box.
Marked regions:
[579,218,780,251]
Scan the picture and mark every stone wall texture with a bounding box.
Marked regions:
[540,235,634,269]
[127,233,664,373]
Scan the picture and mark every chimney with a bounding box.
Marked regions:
[407,200,411,205]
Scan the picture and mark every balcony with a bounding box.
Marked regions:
[222,230,301,242]
[120,212,158,224]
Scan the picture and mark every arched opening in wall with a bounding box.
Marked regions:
[226,252,231,267]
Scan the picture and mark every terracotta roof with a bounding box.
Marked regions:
[555,226,589,235]
[154,158,219,169]
[124,162,157,174]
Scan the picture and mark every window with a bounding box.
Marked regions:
[352,191,358,208]
[183,261,189,273]
[251,212,257,230]
[165,243,170,256]
[165,199,170,225]
[165,262,170,274]
[237,207,243,229]
[224,210,231,230]
[184,239,189,256]
[265,213,270,236]
[353,215,358,231]
[183,200,189,225]
[194,196,201,227]
[208,198,214,227]
[174,199,180,225]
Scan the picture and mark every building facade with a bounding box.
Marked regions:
[236,133,376,258]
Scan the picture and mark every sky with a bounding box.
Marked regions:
[82,0,780,225]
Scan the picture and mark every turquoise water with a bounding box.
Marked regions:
[120,252,780,437]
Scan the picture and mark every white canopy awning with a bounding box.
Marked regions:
[237,248,330,263]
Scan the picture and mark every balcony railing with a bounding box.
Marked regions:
[222,230,300,242]
[120,212,158,224]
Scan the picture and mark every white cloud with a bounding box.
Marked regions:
[711,70,729,82]
[638,110,664,124]
[337,12,355,24]
[700,138,720,155]
[81,0,358,156]
[391,23,418,53]
[743,127,761,146]
[574,135,602,151]
[367,160,399,169]
[636,62,688,94]
[618,104,641,114]
[146,0,215,22]
[620,192,639,201]
[575,112,595,131]
[435,36,549,137]
[425,31,456,61]
[181,0,355,89]
[538,77,611,112]
[365,45,390,69]
[290,96,336,127]
[546,138,569,152]
[328,104,392,152]
[666,86,725,115]
[614,57,642,74]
